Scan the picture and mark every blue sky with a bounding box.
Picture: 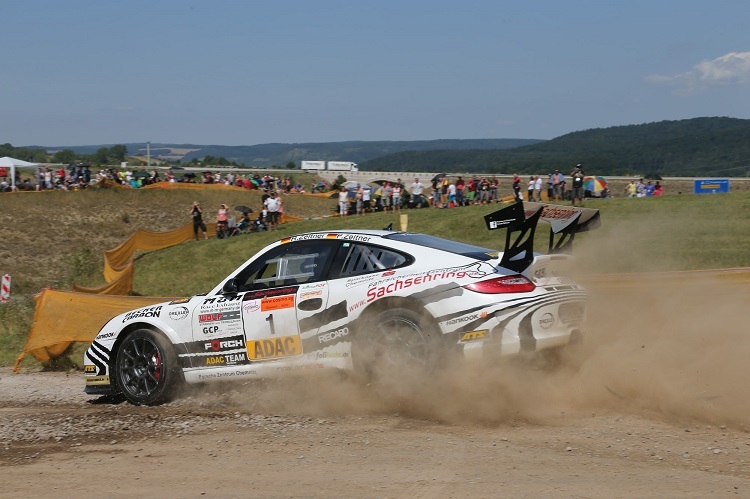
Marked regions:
[3,0,749,146]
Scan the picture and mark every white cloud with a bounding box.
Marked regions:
[647,51,750,94]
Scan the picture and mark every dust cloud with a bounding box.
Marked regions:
[190,219,750,430]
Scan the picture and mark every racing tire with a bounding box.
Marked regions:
[113,329,182,406]
[355,307,442,381]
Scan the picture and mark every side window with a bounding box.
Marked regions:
[237,241,336,290]
[333,243,409,278]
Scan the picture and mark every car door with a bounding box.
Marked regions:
[235,240,338,363]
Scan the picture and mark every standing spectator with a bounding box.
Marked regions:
[478,177,490,204]
[264,192,281,228]
[362,185,371,213]
[440,177,449,208]
[190,201,209,240]
[430,178,440,207]
[338,188,349,216]
[570,165,585,207]
[512,174,523,203]
[455,176,465,206]
[216,203,229,238]
[490,177,499,203]
[552,169,564,201]
[356,185,365,216]
[547,174,554,201]
[645,181,655,196]
[410,178,424,208]
[382,181,393,213]
[534,175,543,202]
[392,182,402,212]
[448,181,456,207]
[466,177,478,204]
[527,176,536,202]
[653,181,664,196]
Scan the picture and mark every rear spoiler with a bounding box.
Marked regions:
[484,202,601,272]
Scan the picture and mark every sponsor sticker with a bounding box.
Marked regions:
[243,286,299,300]
[84,365,97,374]
[247,335,302,360]
[539,312,555,329]
[204,352,248,366]
[261,294,295,311]
[242,301,260,313]
[199,310,241,323]
[317,326,350,344]
[300,290,323,300]
[204,336,246,352]
[169,297,191,305]
[123,305,162,322]
[169,306,190,321]
[446,311,488,326]
[460,329,488,342]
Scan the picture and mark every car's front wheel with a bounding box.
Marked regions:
[113,329,182,406]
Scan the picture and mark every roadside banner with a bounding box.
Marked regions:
[1,274,10,302]
[694,179,729,194]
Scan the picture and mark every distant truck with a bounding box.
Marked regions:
[300,160,326,171]
[300,161,358,172]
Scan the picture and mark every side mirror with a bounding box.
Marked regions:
[222,278,239,295]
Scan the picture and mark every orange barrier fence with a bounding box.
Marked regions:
[14,290,177,371]
[72,222,218,295]
[143,182,245,190]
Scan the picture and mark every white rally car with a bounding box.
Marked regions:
[84,202,600,405]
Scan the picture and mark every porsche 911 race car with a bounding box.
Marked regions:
[84,202,600,405]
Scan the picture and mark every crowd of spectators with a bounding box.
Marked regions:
[0,163,312,194]
[341,165,633,215]
[625,178,663,197]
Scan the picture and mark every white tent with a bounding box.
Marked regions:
[0,156,38,189]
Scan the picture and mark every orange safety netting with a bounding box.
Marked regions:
[14,289,177,371]
[71,222,218,294]
[142,182,245,190]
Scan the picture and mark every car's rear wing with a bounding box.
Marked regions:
[484,202,601,272]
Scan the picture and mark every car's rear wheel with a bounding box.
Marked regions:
[355,307,442,380]
[113,329,182,406]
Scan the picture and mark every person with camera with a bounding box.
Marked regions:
[190,201,209,240]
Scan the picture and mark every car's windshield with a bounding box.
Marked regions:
[383,233,497,261]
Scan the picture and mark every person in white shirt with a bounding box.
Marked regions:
[362,186,371,215]
[534,175,543,202]
[392,183,402,212]
[264,192,281,229]
[410,178,424,208]
[338,188,349,216]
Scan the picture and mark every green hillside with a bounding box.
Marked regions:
[29,139,541,168]
[359,117,750,176]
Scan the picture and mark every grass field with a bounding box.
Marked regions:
[1,186,749,367]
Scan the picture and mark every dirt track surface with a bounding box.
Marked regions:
[3,277,750,497]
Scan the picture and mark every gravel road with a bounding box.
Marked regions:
[2,277,749,497]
